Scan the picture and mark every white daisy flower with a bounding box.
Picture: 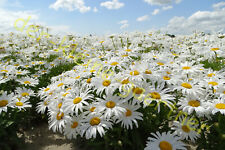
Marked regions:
[63,87,93,115]
[144,131,187,150]
[48,108,71,133]
[172,116,200,142]
[144,81,175,112]
[17,76,39,86]
[0,92,14,114]
[95,91,126,119]
[15,87,35,98]
[12,97,32,111]
[116,102,143,129]
[63,115,83,139]
[81,113,113,139]
[177,94,208,116]
[209,99,225,115]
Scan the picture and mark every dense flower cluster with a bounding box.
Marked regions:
[0,31,225,149]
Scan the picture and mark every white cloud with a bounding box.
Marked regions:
[152,9,160,15]
[136,15,149,22]
[118,20,129,29]
[213,1,225,10]
[144,0,171,6]
[0,8,39,33]
[0,7,74,35]
[100,0,124,10]
[49,0,91,13]
[175,0,182,4]
[162,5,173,10]
[144,0,182,6]
[118,20,128,24]
[93,7,98,12]
[161,2,225,34]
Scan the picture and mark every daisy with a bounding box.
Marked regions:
[36,98,50,114]
[12,97,32,111]
[209,99,225,115]
[144,131,187,150]
[173,78,203,97]
[0,92,14,114]
[63,87,93,115]
[63,115,83,139]
[48,108,71,133]
[95,91,126,119]
[144,81,175,112]
[172,116,200,142]
[177,94,208,116]
[175,61,202,76]
[15,87,35,98]
[116,102,143,129]
[81,113,113,139]
[91,74,119,95]
[17,76,39,86]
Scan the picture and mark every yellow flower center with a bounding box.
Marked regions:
[24,81,31,84]
[125,49,132,52]
[16,102,23,106]
[87,78,91,83]
[159,141,172,150]
[121,78,129,84]
[90,117,101,126]
[58,103,62,108]
[56,112,64,120]
[122,54,128,57]
[62,92,69,97]
[188,100,200,107]
[71,121,78,128]
[1,70,8,72]
[150,92,161,99]
[44,88,50,92]
[130,70,140,76]
[211,48,219,51]
[166,71,171,74]
[0,100,8,107]
[125,109,132,117]
[145,70,152,74]
[102,80,111,86]
[215,103,225,109]
[223,91,225,94]
[208,81,218,86]
[157,62,164,66]
[182,66,191,70]
[132,87,144,95]
[44,101,48,106]
[207,73,215,77]
[181,83,192,89]
[163,76,170,80]
[57,83,64,87]
[90,107,96,112]
[90,69,96,73]
[21,92,29,97]
[111,62,119,66]
[105,101,116,108]
[73,97,82,104]
[182,125,190,133]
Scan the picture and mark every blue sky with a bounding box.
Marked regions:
[0,0,225,35]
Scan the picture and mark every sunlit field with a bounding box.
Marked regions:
[1,29,225,150]
[1,0,225,150]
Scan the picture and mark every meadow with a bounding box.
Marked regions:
[0,28,225,150]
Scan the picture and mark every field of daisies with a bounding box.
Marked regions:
[0,29,225,150]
